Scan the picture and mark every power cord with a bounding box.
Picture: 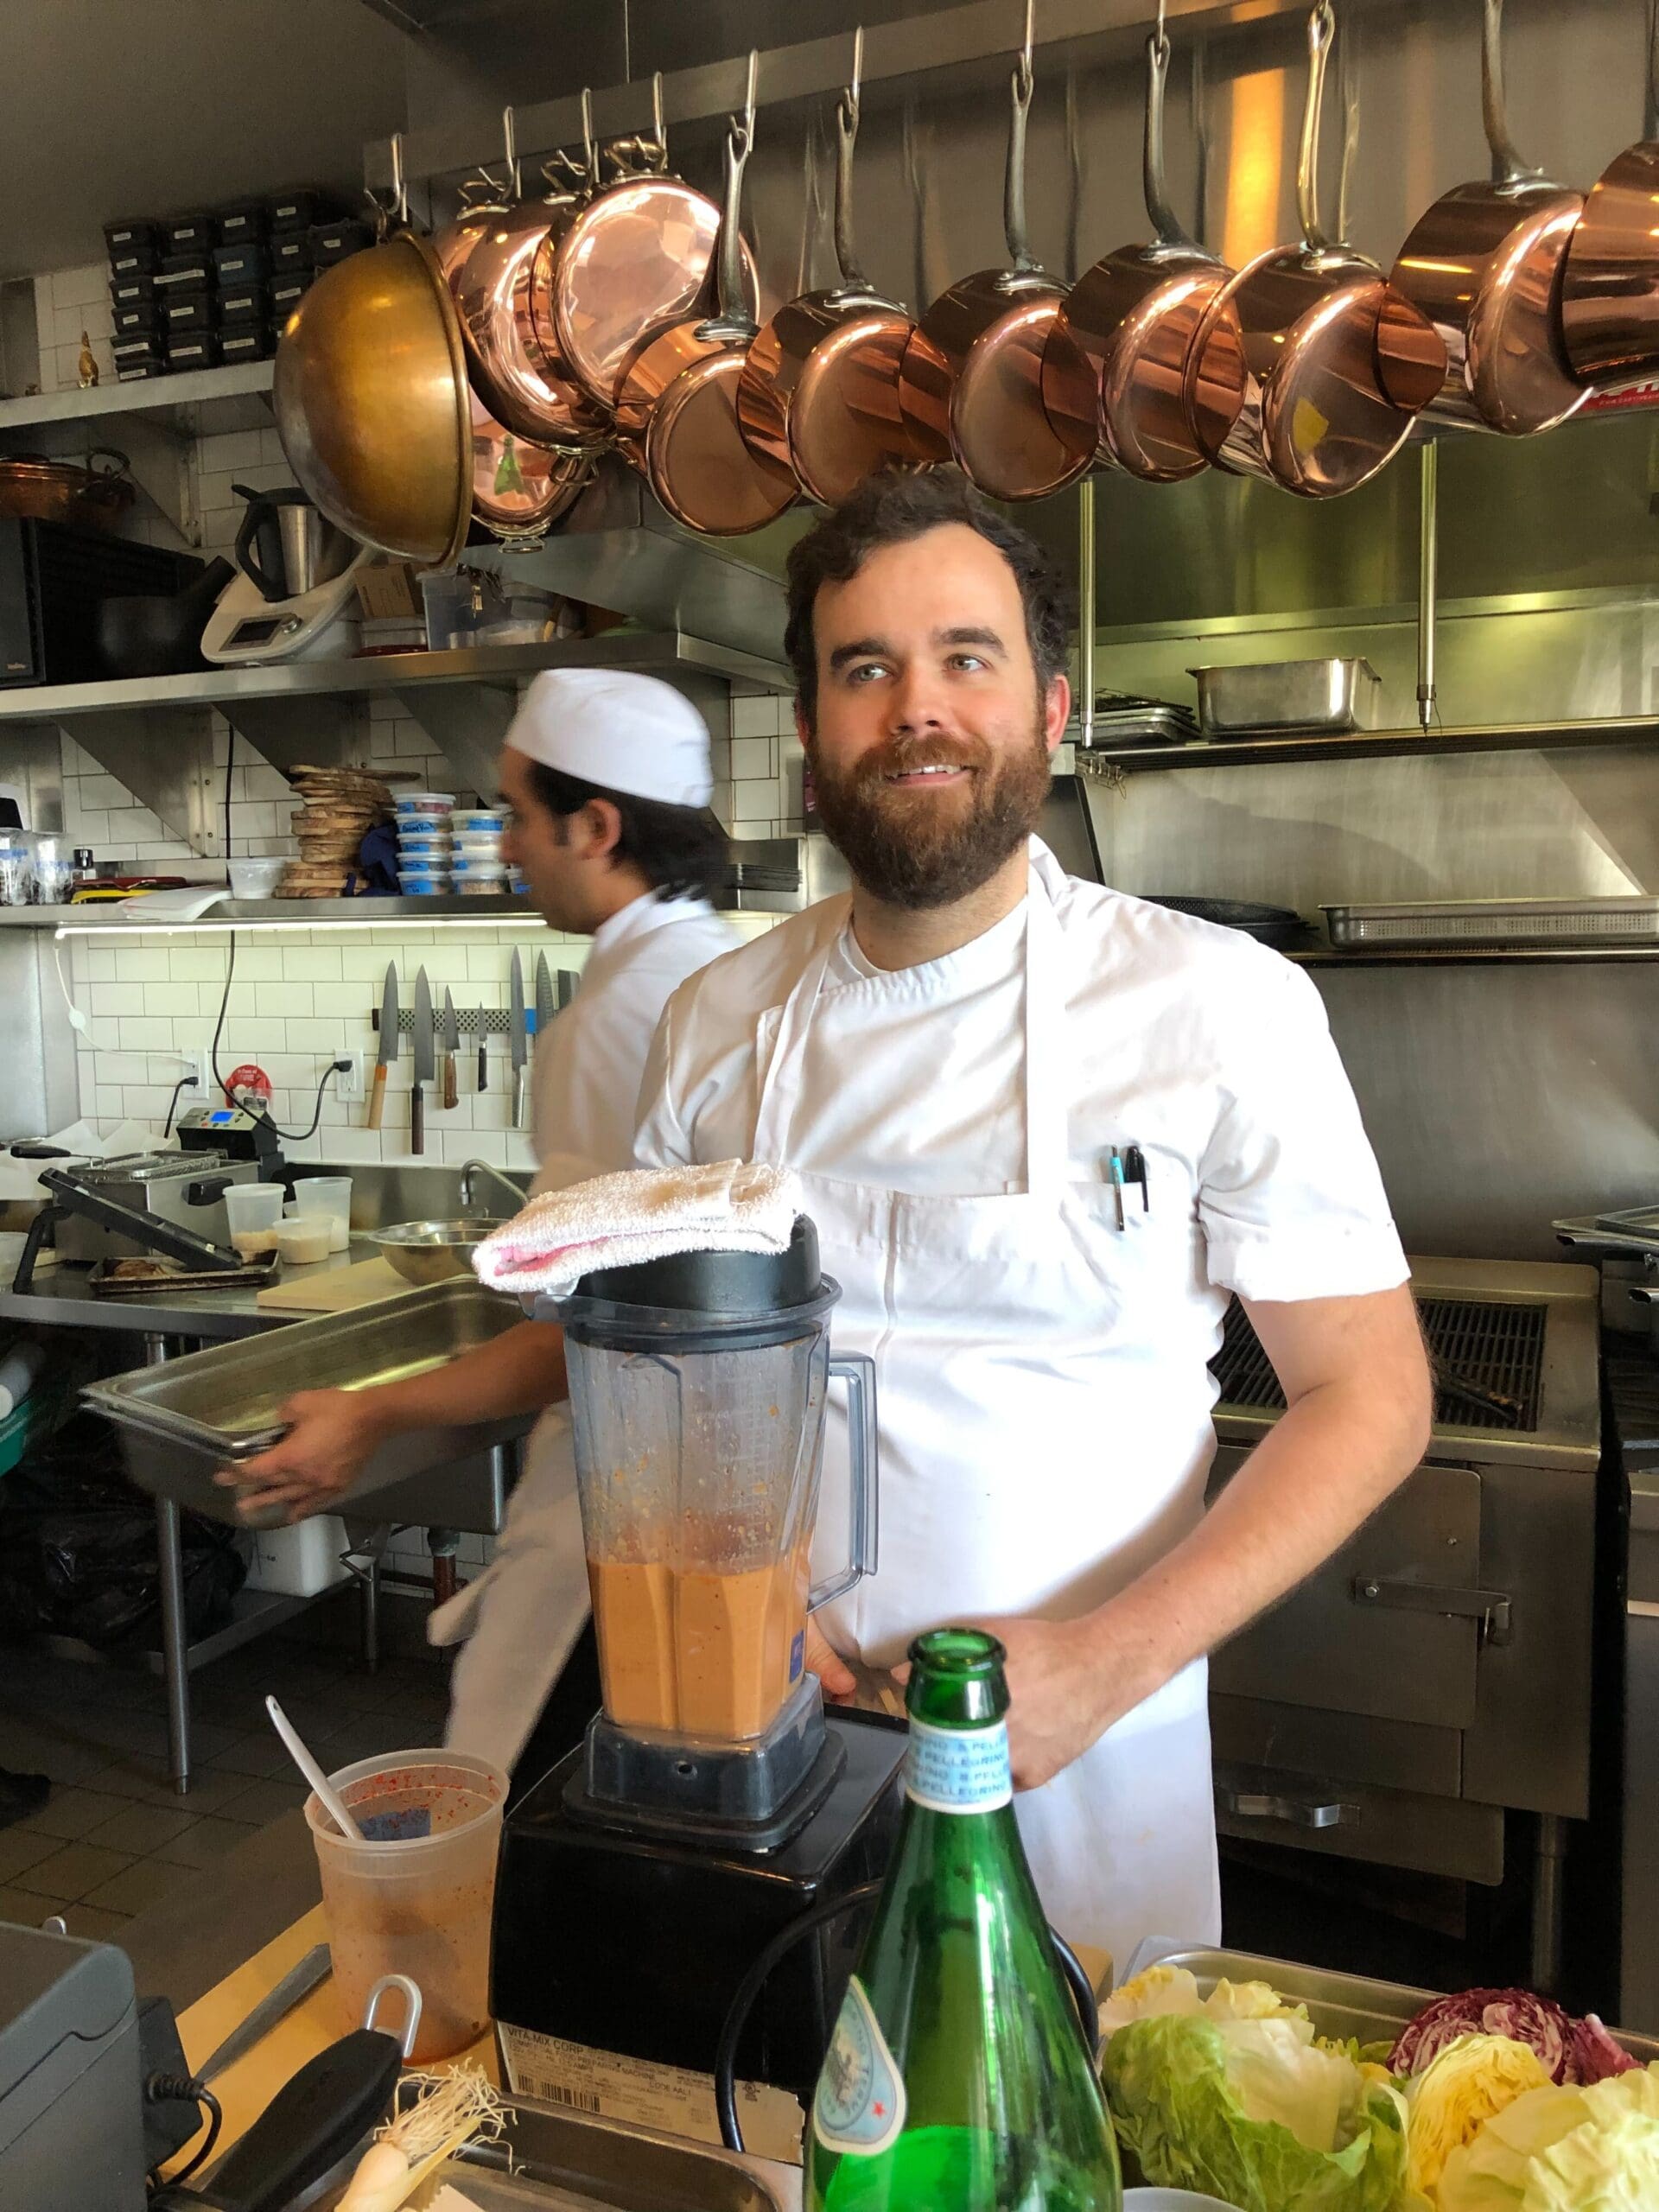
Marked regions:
[247,1058,353,1145]
[145,2071,222,2191]
[162,1074,199,1141]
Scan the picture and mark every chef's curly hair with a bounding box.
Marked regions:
[784,467,1073,728]
[523,763,728,906]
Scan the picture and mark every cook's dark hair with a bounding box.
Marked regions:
[523,761,728,906]
[784,467,1073,725]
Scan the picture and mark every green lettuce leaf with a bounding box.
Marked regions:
[1435,2062,1659,2210]
[1103,2012,1411,2212]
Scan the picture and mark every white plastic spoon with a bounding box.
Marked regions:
[266,1694,364,1841]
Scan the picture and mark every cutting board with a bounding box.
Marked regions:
[255,1257,408,1313]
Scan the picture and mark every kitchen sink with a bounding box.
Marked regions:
[292,1158,529,1231]
[428,2091,789,2210]
[85,1278,540,1531]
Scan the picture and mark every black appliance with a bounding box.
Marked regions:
[0,519,201,687]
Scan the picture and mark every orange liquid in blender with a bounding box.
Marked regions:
[588,1526,812,1739]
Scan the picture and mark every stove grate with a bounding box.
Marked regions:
[1212,1295,1547,1433]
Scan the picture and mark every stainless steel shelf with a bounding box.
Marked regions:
[0,360,275,439]
[1075,716,1659,772]
[1291,945,1659,967]
[0,629,785,725]
[0,893,540,931]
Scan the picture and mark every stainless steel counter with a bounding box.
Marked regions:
[0,1240,389,1339]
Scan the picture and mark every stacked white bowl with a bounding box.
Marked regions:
[451,805,510,898]
[395,791,455,895]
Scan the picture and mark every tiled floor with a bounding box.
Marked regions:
[0,1616,452,1943]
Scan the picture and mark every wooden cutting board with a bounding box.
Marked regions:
[254,1256,408,1313]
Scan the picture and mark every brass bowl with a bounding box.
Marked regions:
[274,232,471,567]
[371,1218,506,1287]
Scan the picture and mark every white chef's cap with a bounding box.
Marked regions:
[504,670,715,809]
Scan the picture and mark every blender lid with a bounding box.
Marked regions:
[572,1212,823,1316]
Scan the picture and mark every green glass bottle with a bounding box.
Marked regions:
[807,1628,1122,2212]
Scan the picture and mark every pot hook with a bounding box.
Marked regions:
[1294,0,1338,255]
[1482,0,1544,189]
[1004,0,1040,273]
[834,29,871,289]
[543,86,596,195]
[366,131,410,241]
[697,54,760,343]
[1144,10,1201,253]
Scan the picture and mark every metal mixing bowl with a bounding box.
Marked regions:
[371,1218,506,1287]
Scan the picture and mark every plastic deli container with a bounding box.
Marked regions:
[393,791,455,819]
[458,879,511,898]
[450,854,506,880]
[453,809,507,835]
[402,876,450,897]
[305,1749,506,2062]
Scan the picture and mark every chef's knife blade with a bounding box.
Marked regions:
[475,1001,488,1091]
[510,950,529,1130]
[411,967,435,1155]
[197,1942,331,2085]
[367,963,398,1131]
[441,987,459,1112]
[535,950,556,1037]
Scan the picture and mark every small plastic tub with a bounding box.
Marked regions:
[305,1749,506,2062]
[453,808,507,835]
[402,876,451,897]
[452,833,502,855]
[392,791,455,819]
[295,1175,352,1252]
[458,878,512,897]
[224,1181,283,1260]
[274,1218,333,1264]
[450,854,506,880]
[397,828,452,849]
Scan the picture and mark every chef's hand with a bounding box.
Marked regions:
[805,1618,857,1704]
[895,1616,1114,1792]
[215,1389,382,1522]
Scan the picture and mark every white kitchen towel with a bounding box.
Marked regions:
[470,1159,801,1298]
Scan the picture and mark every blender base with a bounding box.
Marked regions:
[491,1707,907,2116]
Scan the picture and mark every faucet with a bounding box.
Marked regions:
[460,1158,527,1216]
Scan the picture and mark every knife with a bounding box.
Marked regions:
[475,1000,488,1091]
[441,987,459,1111]
[510,950,529,1130]
[535,950,556,1045]
[367,963,398,1130]
[410,966,435,1155]
[196,1942,331,2085]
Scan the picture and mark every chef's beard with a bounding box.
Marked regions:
[804,720,1052,911]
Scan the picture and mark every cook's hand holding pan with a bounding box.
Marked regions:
[1183,1,1446,499]
[1391,0,1586,435]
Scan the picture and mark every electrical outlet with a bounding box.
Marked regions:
[333,1052,365,1103]
[176,1049,208,1099]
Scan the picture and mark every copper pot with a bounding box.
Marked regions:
[1185,3,1445,499]
[1391,0,1586,435]
[534,72,759,415]
[1042,26,1239,484]
[455,100,612,454]
[467,391,591,543]
[613,91,796,537]
[896,41,1095,501]
[1560,3,1659,385]
[737,40,920,506]
[0,449,135,531]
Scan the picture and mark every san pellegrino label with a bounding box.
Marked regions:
[812,1974,906,2157]
[905,1715,1013,1815]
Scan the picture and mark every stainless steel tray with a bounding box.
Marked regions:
[430,2089,785,2210]
[1189,657,1382,737]
[1325,897,1659,950]
[1118,1945,1659,2062]
[85,1277,535,1529]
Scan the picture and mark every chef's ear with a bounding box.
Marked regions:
[1043,672,1071,753]
[572,796,624,862]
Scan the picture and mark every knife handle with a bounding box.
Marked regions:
[478,1038,487,1090]
[442,1052,457,1112]
[513,1065,530,1131]
[366,1063,387,1131]
[410,1082,424,1156]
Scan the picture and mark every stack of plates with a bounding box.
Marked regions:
[1079,694,1200,747]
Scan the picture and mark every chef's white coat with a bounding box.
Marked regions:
[632,839,1407,1955]
[434,892,739,1770]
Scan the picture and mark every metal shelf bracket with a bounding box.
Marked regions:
[48,704,219,855]
[217,692,369,779]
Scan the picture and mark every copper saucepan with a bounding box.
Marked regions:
[737,35,922,505]
[1559,0,1659,386]
[896,15,1096,501]
[455,99,612,454]
[1042,21,1241,484]
[1184,2,1445,499]
[1390,0,1586,435]
[614,70,796,537]
[536,71,759,415]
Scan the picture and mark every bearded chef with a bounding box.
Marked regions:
[632,468,1432,1956]
[225,671,738,1783]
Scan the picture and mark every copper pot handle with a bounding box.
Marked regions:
[1481,0,1541,188]
[1003,0,1039,274]
[696,58,760,344]
[1296,1,1337,254]
[833,29,870,289]
[1144,21,1200,254]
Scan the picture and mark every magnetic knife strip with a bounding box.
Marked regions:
[373,1007,529,1035]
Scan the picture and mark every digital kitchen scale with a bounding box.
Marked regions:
[200,543,372,665]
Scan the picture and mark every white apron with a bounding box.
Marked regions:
[751,852,1221,1959]
[434,896,735,1775]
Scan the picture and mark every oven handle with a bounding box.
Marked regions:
[1351,1573,1514,1646]
[1217,1787,1356,1830]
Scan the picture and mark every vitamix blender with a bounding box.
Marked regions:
[491,1217,907,2155]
